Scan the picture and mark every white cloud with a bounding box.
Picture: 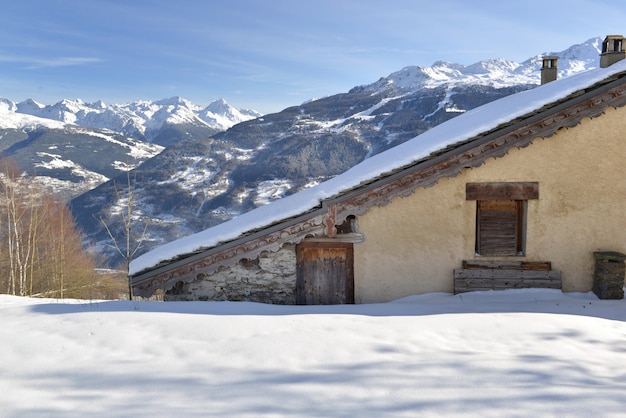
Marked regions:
[0,54,102,69]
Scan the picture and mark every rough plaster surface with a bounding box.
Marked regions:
[355,106,626,302]
[165,244,297,304]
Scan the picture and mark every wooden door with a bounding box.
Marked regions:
[296,242,354,305]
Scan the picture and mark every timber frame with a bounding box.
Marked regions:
[132,70,626,298]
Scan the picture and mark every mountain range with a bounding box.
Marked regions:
[0,97,260,199]
[6,96,261,146]
[0,36,604,266]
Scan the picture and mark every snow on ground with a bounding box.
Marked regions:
[1,288,625,417]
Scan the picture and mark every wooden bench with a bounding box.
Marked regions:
[453,260,562,294]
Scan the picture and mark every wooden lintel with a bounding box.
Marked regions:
[303,233,365,244]
[466,182,539,200]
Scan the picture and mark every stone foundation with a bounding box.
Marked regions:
[165,244,297,304]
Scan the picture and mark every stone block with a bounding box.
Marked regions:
[592,251,626,300]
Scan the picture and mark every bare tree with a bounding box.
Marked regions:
[0,157,115,299]
[0,158,20,295]
[0,158,43,296]
[99,168,148,300]
[42,197,100,298]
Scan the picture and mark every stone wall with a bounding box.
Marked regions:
[165,244,297,304]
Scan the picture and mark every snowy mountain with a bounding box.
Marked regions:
[0,97,261,199]
[10,96,261,146]
[359,36,601,93]
[0,111,164,199]
[0,99,67,130]
[72,37,604,266]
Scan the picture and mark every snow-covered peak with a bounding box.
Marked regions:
[549,36,602,77]
[359,36,604,95]
[516,37,602,79]
[1,96,262,141]
[462,57,521,76]
[557,37,602,63]
[16,98,44,113]
[0,103,67,130]
[199,98,262,131]
[15,98,91,124]
[364,66,431,92]
[205,98,262,119]
[154,96,201,111]
[205,98,232,114]
[90,99,107,109]
[365,58,535,93]
[146,98,204,128]
[0,98,17,112]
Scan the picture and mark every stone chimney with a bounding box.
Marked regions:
[541,56,558,84]
[600,35,626,68]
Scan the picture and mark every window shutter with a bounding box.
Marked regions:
[476,200,522,256]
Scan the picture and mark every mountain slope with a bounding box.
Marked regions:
[0,98,261,199]
[72,37,604,265]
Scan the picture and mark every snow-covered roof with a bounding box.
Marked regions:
[129,60,626,276]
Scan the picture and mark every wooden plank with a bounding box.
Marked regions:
[453,268,562,294]
[480,200,518,211]
[298,241,354,250]
[466,182,539,200]
[455,284,561,294]
[455,283,561,293]
[315,251,329,304]
[455,277,562,287]
[454,269,561,280]
[462,260,552,271]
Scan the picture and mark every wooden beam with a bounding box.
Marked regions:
[453,268,562,294]
[461,260,552,271]
[454,269,561,280]
[466,182,539,200]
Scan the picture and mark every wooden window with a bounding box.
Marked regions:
[475,200,525,256]
[467,182,537,257]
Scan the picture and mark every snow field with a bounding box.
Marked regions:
[0,289,625,417]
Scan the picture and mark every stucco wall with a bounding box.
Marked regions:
[355,106,626,303]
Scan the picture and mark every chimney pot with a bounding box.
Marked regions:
[541,56,559,84]
[600,35,626,68]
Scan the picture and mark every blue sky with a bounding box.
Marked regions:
[1,0,624,114]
